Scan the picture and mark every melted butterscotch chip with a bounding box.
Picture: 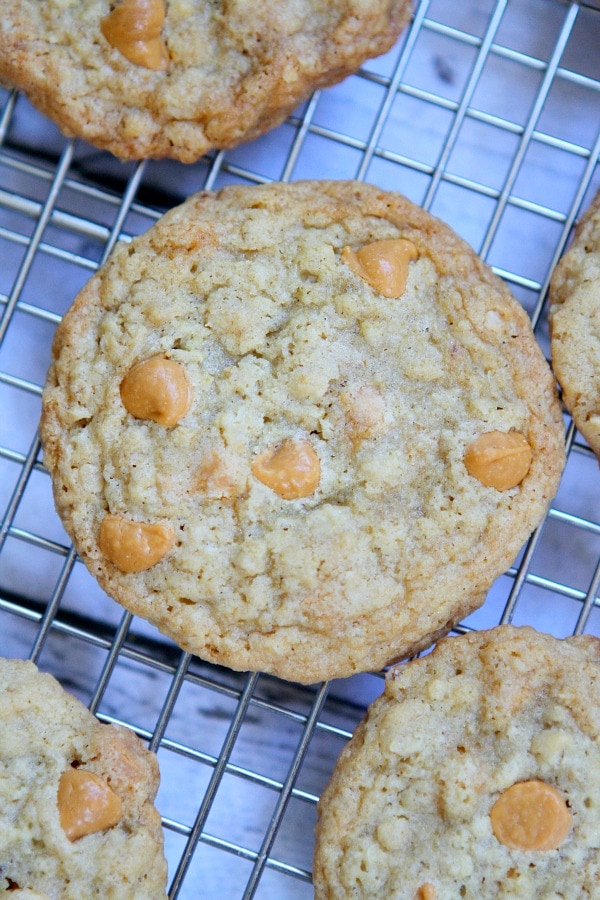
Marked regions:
[464,430,532,490]
[99,514,175,573]
[342,238,418,298]
[194,450,239,500]
[414,885,436,900]
[57,768,123,842]
[490,780,572,851]
[341,384,386,441]
[120,356,192,425]
[251,438,320,499]
[101,0,169,70]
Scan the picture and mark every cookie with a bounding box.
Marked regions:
[0,657,167,899]
[0,0,412,162]
[40,180,565,684]
[313,626,600,898]
[549,188,600,459]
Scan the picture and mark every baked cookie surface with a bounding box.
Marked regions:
[549,188,600,458]
[0,0,412,162]
[0,657,167,899]
[41,180,565,683]
[313,626,600,899]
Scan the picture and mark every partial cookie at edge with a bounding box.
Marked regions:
[0,0,413,161]
[0,657,167,899]
[549,188,600,459]
[313,626,600,898]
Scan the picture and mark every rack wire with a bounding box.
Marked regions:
[0,0,599,896]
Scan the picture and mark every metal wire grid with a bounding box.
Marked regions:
[0,0,599,896]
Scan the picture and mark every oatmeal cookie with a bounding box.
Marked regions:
[0,657,167,899]
[40,180,565,683]
[0,0,412,162]
[313,626,600,898]
[549,188,600,458]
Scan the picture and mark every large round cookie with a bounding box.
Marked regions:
[549,188,600,459]
[313,626,600,898]
[0,0,412,162]
[41,180,565,684]
[0,657,167,899]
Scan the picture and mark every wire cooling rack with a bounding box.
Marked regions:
[0,1,599,896]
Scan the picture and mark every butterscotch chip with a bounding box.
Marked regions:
[100,0,169,71]
[549,188,600,460]
[120,356,193,425]
[0,657,167,897]
[342,238,418,298]
[414,885,436,900]
[58,768,123,841]
[490,780,572,851]
[314,626,600,898]
[99,514,175,573]
[41,181,565,684]
[0,0,412,162]
[464,430,532,490]
[251,438,320,499]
